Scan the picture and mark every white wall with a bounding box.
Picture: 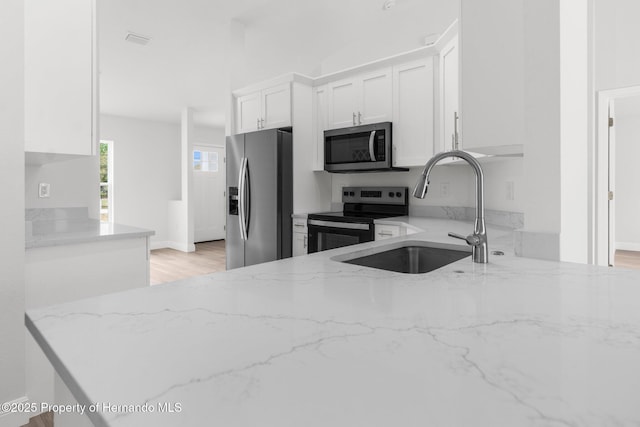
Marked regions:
[319,2,459,75]
[614,108,640,250]
[25,157,100,218]
[0,0,26,425]
[594,0,640,91]
[100,114,181,247]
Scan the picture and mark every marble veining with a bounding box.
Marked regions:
[26,218,640,427]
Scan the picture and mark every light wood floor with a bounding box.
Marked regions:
[22,411,53,427]
[150,240,226,285]
[615,250,640,270]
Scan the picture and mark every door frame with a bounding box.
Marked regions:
[595,85,640,266]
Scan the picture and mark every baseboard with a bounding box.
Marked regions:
[615,242,640,252]
[0,395,31,427]
[149,240,170,250]
[166,241,196,253]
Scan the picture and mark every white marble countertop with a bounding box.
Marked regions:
[26,219,154,249]
[26,218,640,426]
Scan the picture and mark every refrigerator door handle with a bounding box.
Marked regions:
[243,158,251,238]
[238,157,248,240]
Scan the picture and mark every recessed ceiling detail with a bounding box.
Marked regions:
[125,31,151,46]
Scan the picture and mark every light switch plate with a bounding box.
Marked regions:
[39,183,50,198]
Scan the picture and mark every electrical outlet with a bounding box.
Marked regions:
[440,182,450,197]
[506,181,515,201]
[39,183,50,198]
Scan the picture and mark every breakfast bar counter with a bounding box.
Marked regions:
[26,218,640,427]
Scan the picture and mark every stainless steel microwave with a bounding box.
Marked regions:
[323,122,407,173]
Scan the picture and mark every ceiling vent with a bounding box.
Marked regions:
[125,32,151,46]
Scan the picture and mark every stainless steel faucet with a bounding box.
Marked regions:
[413,150,488,263]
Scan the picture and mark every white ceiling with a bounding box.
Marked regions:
[98,0,458,128]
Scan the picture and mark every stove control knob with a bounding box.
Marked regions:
[388,191,394,197]
[349,191,355,196]
[343,191,348,196]
[396,192,402,198]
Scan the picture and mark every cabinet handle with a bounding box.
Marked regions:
[303,235,308,248]
[257,118,260,129]
[378,231,393,236]
[261,118,265,129]
[352,112,356,126]
[453,112,459,150]
[294,223,305,228]
[358,111,362,125]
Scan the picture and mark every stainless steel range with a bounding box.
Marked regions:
[307,186,409,254]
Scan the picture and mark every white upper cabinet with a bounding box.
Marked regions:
[236,92,261,134]
[235,83,291,134]
[392,58,435,167]
[24,0,97,156]
[460,1,523,154]
[327,79,359,129]
[262,84,292,129]
[439,35,459,153]
[312,85,328,171]
[359,68,393,124]
[326,68,392,130]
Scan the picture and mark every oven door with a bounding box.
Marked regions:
[307,219,374,254]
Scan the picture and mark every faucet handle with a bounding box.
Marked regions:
[448,232,480,246]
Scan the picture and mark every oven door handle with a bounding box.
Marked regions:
[308,219,370,230]
[368,130,377,162]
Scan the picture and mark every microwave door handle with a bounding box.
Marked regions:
[368,130,377,162]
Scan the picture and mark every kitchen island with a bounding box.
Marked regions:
[26,218,640,426]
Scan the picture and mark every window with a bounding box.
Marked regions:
[100,140,114,222]
[193,150,219,172]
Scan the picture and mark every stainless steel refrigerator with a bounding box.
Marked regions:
[226,128,293,269]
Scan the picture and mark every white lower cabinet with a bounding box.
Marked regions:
[375,224,402,241]
[292,217,308,256]
[25,237,150,414]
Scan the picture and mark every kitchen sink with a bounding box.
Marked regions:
[334,240,471,274]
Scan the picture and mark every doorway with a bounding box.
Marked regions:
[193,145,226,243]
[99,140,114,222]
[596,86,640,269]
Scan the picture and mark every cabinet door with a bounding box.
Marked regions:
[236,91,261,134]
[262,83,291,130]
[392,58,434,167]
[358,68,392,125]
[312,85,328,171]
[327,78,358,129]
[24,0,96,155]
[460,0,524,154]
[440,36,459,152]
[292,232,308,256]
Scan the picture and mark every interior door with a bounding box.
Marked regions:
[194,145,226,243]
